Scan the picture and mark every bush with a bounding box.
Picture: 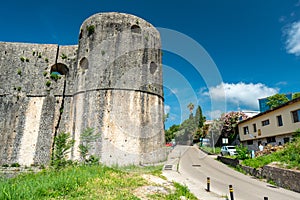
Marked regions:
[50,72,61,81]
[51,132,75,170]
[45,80,51,87]
[236,145,250,160]
[11,163,20,167]
[60,53,67,59]
[87,25,95,36]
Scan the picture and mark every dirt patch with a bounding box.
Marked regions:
[133,174,175,199]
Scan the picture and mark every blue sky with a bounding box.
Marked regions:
[1,0,300,128]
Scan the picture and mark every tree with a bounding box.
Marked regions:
[266,94,289,109]
[219,111,248,144]
[165,124,180,143]
[51,132,75,170]
[79,127,101,164]
[194,106,206,141]
[187,103,194,118]
[293,93,300,99]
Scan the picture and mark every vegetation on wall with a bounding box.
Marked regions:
[87,25,95,36]
[45,80,51,87]
[17,69,22,76]
[50,72,61,81]
[60,53,67,60]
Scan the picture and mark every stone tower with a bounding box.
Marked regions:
[73,13,166,165]
[0,12,166,166]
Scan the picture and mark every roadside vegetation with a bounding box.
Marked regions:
[0,164,197,199]
[0,128,197,200]
[199,146,221,155]
[219,129,300,170]
[241,131,300,170]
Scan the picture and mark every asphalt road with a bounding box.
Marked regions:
[177,146,300,200]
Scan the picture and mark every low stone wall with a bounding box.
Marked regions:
[0,166,41,179]
[218,156,300,193]
[262,165,300,193]
[217,156,240,167]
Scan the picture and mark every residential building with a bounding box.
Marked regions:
[238,97,300,150]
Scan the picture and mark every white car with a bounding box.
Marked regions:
[221,146,238,156]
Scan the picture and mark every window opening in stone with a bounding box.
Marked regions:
[50,63,69,75]
[150,62,158,74]
[79,57,89,70]
[131,25,141,34]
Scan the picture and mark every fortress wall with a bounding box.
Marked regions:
[73,12,166,165]
[0,12,166,167]
[100,90,166,166]
[0,42,77,165]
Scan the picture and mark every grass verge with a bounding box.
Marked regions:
[0,164,197,200]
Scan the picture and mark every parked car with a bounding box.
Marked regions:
[221,146,238,156]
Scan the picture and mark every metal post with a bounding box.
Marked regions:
[212,131,215,153]
[229,185,234,200]
[207,177,210,192]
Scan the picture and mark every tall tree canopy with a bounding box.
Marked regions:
[266,94,289,109]
[292,93,300,99]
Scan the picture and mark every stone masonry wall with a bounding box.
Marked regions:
[73,12,166,165]
[0,12,166,167]
[0,42,77,165]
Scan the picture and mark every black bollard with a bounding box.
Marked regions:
[264,197,268,200]
[207,177,210,192]
[229,185,234,200]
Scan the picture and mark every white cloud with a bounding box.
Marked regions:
[202,82,278,109]
[285,21,300,56]
[206,110,223,119]
[164,104,171,114]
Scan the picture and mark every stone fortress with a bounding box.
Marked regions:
[0,12,167,166]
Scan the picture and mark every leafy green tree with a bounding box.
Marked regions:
[79,127,101,164]
[165,124,180,143]
[292,92,300,99]
[266,94,289,109]
[51,132,75,170]
[193,106,206,141]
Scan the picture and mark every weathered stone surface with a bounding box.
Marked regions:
[0,12,166,167]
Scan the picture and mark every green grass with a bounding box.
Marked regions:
[242,136,300,169]
[200,146,221,154]
[0,164,197,200]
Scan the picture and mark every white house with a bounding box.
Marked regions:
[238,97,300,150]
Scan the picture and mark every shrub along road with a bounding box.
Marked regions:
[163,145,300,200]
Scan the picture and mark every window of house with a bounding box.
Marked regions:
[262,119,270,126]
[253,124,257,132]
[277,115,283,126]
[266,136,276,143]
[291,109,300,123]
[243,126,249,135]
[284,137,290,143]
[247,140,253,145]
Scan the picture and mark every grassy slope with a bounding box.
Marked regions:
[242,136,300,169]
[0,165,197,200]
